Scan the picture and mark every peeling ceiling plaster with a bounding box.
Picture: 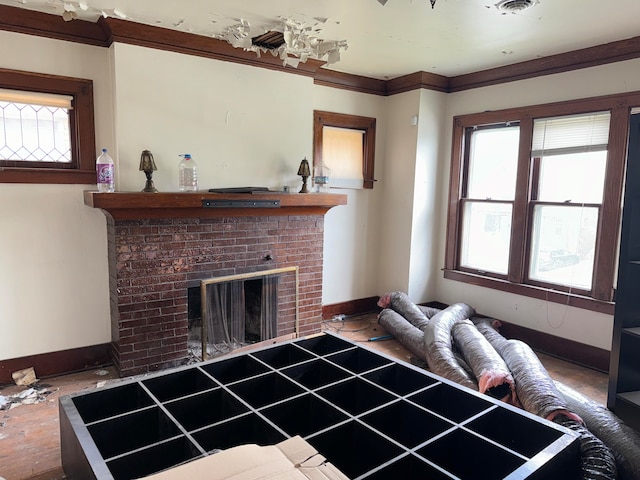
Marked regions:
[3,0,640,79]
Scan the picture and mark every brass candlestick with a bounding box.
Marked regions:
[297,157,311,193]
[139,149,158,193]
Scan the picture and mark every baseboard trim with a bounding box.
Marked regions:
[496,321,610,374]
[322,296,380,319]
[325,297,610,373]
[0,344,111,385]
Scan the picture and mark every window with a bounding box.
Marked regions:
[445,95,634,313]
[313,110,376,189]
[0,68,96,184]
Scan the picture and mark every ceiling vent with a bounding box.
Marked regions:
[495,0,538,13]
[251,31,285,50]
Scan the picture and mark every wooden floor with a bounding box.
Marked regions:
[0,314,609,480]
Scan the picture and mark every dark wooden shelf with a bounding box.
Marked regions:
[609,114,640,433]
[623,327,640,339]
[618,390,640,406]
[84,190,348,220]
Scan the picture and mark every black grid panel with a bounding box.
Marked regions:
[59,333,581,480]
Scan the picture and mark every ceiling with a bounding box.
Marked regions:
[3,0,640,80]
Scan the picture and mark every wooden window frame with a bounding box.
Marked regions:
[313,110,376,189]
[0,68,96,184]
[444,92,640,315]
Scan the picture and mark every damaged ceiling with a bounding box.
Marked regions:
[2,0,640,79]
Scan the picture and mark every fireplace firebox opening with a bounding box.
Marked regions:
[188,267,299,360]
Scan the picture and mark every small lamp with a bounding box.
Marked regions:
[139,149,158,193]
[297,157,311,193]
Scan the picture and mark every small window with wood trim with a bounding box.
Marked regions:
[313,110,376,190]
[0,68,96,184]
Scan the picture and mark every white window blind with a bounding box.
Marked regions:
[532,112,610,157]
[0,88,73,109]
[322,126,365,189]
[0,88,72,162]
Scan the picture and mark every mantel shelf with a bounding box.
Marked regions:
[84,190,348,220]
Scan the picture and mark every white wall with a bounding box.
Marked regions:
[407,89,448,302]
[433,58,640,350]
[111,43,314,193]
[312,85,387,304]
[0,31,114,359]
[375,90,421,296]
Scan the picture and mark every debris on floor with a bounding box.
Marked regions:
[12,367,37,386]
[0,385,57,410]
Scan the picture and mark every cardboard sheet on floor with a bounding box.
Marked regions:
[142,436,349,480]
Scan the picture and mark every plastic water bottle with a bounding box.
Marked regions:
[178,154,198,191]
[96,148,115,193]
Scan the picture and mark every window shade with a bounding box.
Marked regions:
[532,112,610,156]
[0,88,73,109]
[322,126,365,189]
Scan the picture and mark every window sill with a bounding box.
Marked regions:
[443,269,614,316]
[0,168,96,184]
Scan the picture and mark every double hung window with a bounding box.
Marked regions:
[446,95,633,312]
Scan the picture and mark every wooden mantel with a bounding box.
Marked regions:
[84,190,348,220]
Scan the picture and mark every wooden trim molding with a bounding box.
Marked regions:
[386,71,450,96]
[313,69,387,96]
[313,110,377,189]
[0,68,97,184]
[84,191,348,220]
[449,35,640,92]
[5,4,640,96]
[496,321,610,373]
[0,343,111,384]
[99,17,325,79]
[322,297,380,319]
[443,269,615,316]
[0,4,108,46]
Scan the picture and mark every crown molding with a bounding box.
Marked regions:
[449,35,640,92]
[0,4,108,46]
[386,71,450,96]
[99,17,325,78]
[313,68,387,95]
[4,4,640,96]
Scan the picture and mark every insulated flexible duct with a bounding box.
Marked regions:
[423,303,478,390]
[554,414,618,480]
[377,308,428,362]
[377,291,431,330]
[451,319,516,403]
[556,381,640,480]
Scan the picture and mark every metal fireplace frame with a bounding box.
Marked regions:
[200,266,299,360]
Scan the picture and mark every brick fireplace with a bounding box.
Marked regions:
[85,191,347,377]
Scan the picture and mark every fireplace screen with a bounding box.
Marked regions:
[200,267,299,360]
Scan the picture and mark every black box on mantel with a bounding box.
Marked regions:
[59,332,580,480]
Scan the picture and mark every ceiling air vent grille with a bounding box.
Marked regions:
[495,0,538,13]
[252,31,285,50]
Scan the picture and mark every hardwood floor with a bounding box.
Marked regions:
[0,314,609,480]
